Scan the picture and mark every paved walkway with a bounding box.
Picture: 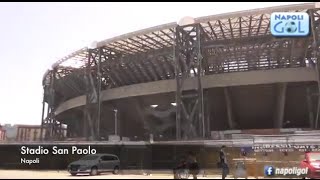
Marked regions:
[0,170,262,179]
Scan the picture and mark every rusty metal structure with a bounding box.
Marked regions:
[15,125,63,142]
[0,126,6,141]
[41,3,320,141]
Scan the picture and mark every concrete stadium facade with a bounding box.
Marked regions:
[41,3,320,141]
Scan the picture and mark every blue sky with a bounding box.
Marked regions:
[0,2,306,125]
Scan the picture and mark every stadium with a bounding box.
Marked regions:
[40,3,320,142]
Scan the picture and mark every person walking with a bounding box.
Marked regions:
[188,151,200,179]
[220,145,229,179]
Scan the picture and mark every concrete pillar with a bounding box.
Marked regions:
[203,90,211,138]
[82,110,87,138]
[16,128,19,141]
[206,97,211,138]
[224,87,235,129]
[306,87,315,128]
[274,83,287,128]
[21,128,24,141]
[24,129,27,141]
[18,129,22,141]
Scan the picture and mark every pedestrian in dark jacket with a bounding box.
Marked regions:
[188,151,199,179]
[220,146,229,179]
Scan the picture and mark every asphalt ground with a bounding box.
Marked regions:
[0,170,263,179]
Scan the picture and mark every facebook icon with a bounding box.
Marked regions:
[264,166,275,176]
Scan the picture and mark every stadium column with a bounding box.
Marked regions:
[306,87,315,128]
[97,48,102,140]
[310,9,320,129]
[49,68,57,139]
[273,83,287,128]
[42,68,56,140]
[84,48,101,140]
[204,90,211,138]
[224,87,235,129]
[174,23,205,140]
[41,76,50,141]
[40,86,45,141]
[83,50,90,139]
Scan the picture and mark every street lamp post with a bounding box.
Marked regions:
[114,109,118,136]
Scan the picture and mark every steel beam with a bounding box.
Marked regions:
[174,23,205,140]
[131,57,152,82]
[43,68,60,140]
[83,48,100,140]
[163,56,175,76]
[310,10,320,129]
[156,56,170,79]
[96,48,102,139]
[49,69,56,139]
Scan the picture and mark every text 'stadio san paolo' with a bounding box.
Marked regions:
[20,146,97,155]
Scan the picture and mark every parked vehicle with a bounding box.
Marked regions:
[67,154,120,176]
[300,152,320,179]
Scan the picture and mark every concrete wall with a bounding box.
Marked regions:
[58,81,318,140]
[55,67,317,115]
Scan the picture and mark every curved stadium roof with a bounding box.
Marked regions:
[43,3,320,105]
